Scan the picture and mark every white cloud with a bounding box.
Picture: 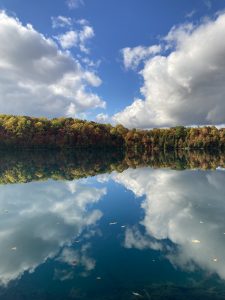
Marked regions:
[0,11,104,118]
[77,18,89,26]
[96,113,109,123]
[56,25,94,53]
[51,16,90,30]
[51,16,73,28]
[79,25,94,53]
[121,45,161,70]
[81,56,101,68]
[57,30,78,49]
[114,167,225,280]
[0,178,106,286]
[114,13,225,128]
[66,0,84,10]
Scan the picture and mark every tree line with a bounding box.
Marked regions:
[0,114,224,149]
[0,148,224,184]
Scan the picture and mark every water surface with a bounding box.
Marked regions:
[0,150,225,299]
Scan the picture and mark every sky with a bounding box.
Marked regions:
[0,0,225,128]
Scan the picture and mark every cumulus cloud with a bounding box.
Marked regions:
[0,179,106,285]
[53,16,94,53]
[114,167,225,280]
[121,45,161,70]
[115,13,225,128]
[0,11,104,118]
[56,24,94,53]
[57,30,79,49]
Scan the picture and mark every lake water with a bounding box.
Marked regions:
[0,150,225,299]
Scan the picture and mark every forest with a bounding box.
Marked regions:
[0,148,224,184]
[0,114,224,150]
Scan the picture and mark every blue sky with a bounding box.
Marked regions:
[0,0,225,127]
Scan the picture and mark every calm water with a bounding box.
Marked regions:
[0,150,225,299]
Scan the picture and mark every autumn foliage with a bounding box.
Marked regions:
[0,114,224,150]
[0,149,224,184]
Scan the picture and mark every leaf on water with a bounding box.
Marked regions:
[132,291,142,297]
[191,239,201,244]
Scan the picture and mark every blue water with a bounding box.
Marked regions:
[0,153,225,299]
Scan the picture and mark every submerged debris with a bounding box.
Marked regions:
[96,277,101,280]
[132,291,142,297]
[11,247,17,251]
[109,222,117,225]
[191,239,201,244]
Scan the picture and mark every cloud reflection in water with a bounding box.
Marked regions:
[114,168,225,279]
[0,179,106,285]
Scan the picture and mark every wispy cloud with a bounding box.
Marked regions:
[185,10,196,19]
[204,0,212,10]
[51,16,73,28]
[66,0,84,10]
[96,113,109,123]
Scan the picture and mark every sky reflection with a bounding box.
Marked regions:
[114,168,225,279]
[0,179,106,285]
[0,164,225,295]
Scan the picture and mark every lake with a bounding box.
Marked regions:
[0,149,225,299]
